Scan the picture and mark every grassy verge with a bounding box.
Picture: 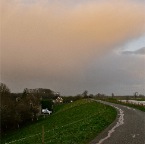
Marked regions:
[1,99,117,144]
[103,98,145,112]
[130,98,145,101]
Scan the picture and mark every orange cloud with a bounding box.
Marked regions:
[1,0,145,75]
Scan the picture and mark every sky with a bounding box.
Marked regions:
[1,0,145,96]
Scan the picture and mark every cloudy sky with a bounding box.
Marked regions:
[1,0,145,95]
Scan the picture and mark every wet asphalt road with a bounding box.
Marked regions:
[90,100,145,144]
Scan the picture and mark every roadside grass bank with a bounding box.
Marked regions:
[1,99,117,144]
[102,98,145,112]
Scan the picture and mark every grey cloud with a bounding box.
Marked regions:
[2,53,145,96]
[122,47,145,55]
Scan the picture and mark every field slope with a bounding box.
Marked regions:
[1,99,117,144]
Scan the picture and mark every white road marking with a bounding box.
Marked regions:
[126,107,131,110]
[123,106,132,110]
[131,134,139,138]
[132,134,136,138]
[97,106,124,144]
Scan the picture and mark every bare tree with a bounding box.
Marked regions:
[0,83,10,97]
[134,92,138,99]
[82,90,88,98]
[112,93,114,98]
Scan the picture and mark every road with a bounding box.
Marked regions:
[90,100,145,144]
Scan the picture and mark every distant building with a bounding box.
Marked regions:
[53,97,63,103]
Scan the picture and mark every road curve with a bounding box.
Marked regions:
[90,100,145,144]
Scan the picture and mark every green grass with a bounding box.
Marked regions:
[1,99,117,144]
[131,98,145,101]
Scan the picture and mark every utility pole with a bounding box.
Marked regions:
[42,125,44,144]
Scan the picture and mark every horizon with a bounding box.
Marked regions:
[4,84,145,97]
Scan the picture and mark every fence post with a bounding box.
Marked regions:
[42,125,44,144]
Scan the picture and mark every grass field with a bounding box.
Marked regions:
[103,98,145,112]
[1,99,117,144]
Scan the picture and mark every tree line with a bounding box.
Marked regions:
[0,83,42,132]
[0,83,106,132]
